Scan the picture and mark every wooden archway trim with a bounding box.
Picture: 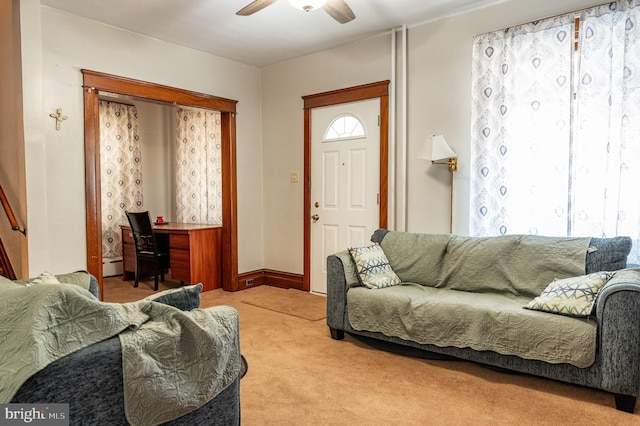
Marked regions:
[302,80,390,292]
[82,70,238,112]
[82,69,239,297]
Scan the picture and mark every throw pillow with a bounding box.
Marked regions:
[28,271,61,286]
[524,271,614,317]
[348,244,401,289]
[144,283,203,311]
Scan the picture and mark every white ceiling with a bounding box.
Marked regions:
[40,0,506,68]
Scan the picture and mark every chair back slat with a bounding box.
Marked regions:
[125,211,157,255]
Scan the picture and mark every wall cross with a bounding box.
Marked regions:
[49,108,68,131]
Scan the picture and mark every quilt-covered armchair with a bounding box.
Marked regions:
[1,272,243,425]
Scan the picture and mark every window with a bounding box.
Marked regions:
[470,1,640,263]
[324,114,365,141]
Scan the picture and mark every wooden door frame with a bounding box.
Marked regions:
[302,81,390,292]
[82,70,239,297]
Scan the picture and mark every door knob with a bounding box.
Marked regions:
[311,214,320,222]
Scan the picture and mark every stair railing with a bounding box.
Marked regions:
[0,183,26,235]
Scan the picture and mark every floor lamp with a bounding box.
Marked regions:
[418,134,458,233]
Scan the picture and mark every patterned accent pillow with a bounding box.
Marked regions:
[27,271,61,286]
[144,283,203,311]
[348,244,401,289]
[524,271,614,317]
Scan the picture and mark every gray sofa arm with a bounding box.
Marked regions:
[327,254,348,336]
[327,251,360,340]
[594,269,640,400]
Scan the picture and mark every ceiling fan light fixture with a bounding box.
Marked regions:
[288,0,328,12]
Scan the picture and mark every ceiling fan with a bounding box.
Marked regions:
[237,0,356,24]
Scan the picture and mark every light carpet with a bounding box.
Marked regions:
[105,279,640,425]
[240,285,326,321]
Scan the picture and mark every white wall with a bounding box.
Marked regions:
[134,100,175,223]
[21,0,608,279]
[261,35,392,274]
[404,0,606,237]
[260,0,605,274]
[21,0,47,276]
[22,5,264,275]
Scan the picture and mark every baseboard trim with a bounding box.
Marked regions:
[237,269,304,291]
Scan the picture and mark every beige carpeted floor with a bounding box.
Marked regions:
[104,278,640,425]
[239,285,326,321]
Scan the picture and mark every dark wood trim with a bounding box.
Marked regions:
[0,236,16,280]
[221,112,239,291]
[302,81,390,109]
[263,269,304,290]
[83,86,102,296]
[303,107,312,294]
[238,269,304,291]
[302,81,390,292]
[82,70,237,113]
[237,270,265,290]
[81,70,239,298]
[379,93,389,228]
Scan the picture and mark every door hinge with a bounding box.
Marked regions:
[377,193,380,205]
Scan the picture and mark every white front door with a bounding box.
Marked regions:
[310,99,380,294]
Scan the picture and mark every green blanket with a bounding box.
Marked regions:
[380,233,591,298]
[12,271,92,292]
[347,283,597,367]
[0,280,240,426]
[341,233,598,367]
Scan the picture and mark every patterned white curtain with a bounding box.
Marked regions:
[99,100,143,258]
[175,106,222,225]
[470,0,640,263]
[572,2,640,263]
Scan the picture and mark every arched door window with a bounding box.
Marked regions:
[323,113,365,141]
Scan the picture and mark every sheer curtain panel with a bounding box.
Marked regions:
[470,0,640,263]
[99,100,143,259]
[175,106,223,225]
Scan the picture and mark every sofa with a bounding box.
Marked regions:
[327,229,640,413]
[2,271,243,425]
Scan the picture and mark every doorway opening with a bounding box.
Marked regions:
[82,70,239,298]
[302,81,390,292]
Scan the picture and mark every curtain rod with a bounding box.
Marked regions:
[516,0,617,27]
[99,99,135,108]
[477,0,612,36]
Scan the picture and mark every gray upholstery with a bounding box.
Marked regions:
[12,337,240,425]
[586,237,633,273]
[87,273,100,298]
[328,229,638,412]
[11,274,241,425]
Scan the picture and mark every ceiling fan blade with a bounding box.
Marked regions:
[323,0,355,24]
[236,0,279,16]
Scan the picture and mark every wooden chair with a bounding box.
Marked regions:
[125,211,170,291]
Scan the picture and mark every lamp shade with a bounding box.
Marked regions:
[430,134,457,161]
[289,0,327,11]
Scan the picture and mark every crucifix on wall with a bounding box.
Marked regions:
[49,108,68,131]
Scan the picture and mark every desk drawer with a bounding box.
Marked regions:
[122,229,134,244]
[170,234,190,250]
[170,249,191,281]
[123,243,136,272]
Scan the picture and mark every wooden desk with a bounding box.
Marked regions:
[121,223,222,291]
